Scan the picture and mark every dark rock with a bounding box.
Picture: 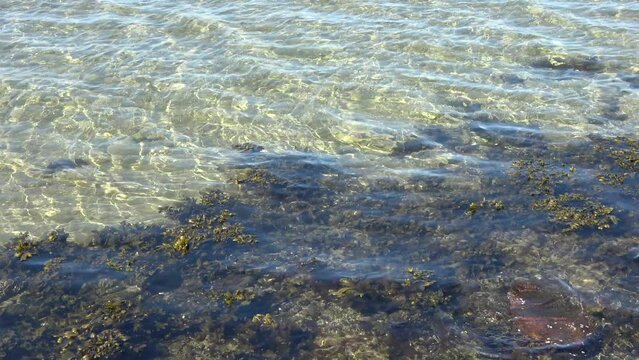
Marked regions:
[145,265,183,293]
[500,74,525,85]
[44,158,89,174]
[470,122,545,148]
[391,138,437,156]
[619,73,639,89]
[531,56,604,72]
[508,280,596,347]
[232,143,264,153]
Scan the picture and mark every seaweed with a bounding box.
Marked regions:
[511,158,573,195]
[251,313,275,327]
[161,191,256,255]
[465,199,504,216]
[13,233,37,261]
[233,168,287,187]
[2,131,639,359]
[47,229,69,244]
[533,193,618,233]
[223,289,256,306]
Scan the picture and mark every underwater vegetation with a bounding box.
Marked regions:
[532,194,617,233]
[1,130,639,359]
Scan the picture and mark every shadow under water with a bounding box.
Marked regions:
[1,126,639,359]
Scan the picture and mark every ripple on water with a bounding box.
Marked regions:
[0,1,638,357]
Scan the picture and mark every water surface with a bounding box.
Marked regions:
[0,0,638,358]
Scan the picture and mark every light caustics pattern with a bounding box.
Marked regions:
[0,0,637,240]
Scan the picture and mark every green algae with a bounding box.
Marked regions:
[605,137,639,171]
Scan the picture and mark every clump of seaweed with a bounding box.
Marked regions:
[213,212,256,244]
[597,173,626,186]
[605,137,639,171]
[47,228,69,243]
[465,199,505,216]
[403,267,437,289]
[590,136,639,187]
[326,272,451,316]
[161,191,256,255]
[199,189,229,206]
[103,299,130,321]
[251,313,275,327]
[58,326,128,360]
[533,193,617,233]
[163,212,255,255]
[511,158,573,195]
[13,232,37,261]
[53,295,146,359]
[90,222,165,251]
[233,168,287,187]
[168,233,192,255]
[223,289,256,306]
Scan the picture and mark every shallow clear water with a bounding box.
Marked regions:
[1,0,638,240]
[1,1,638,358]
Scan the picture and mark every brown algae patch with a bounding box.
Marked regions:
[13,232,37,261]
[161,190,257,255]
[466,199,505,216]
[533,193,617,233]
[2,133,639,358]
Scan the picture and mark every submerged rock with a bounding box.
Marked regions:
[619,73,639,89]
[44,158,89,174]
[232,143,264,153]
[531,56,604,72]
[391,137,438,156]
[470,122,546,149]
[499,73,525,85]
[508,280,596,347]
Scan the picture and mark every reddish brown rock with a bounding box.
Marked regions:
[508,280,595,346]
